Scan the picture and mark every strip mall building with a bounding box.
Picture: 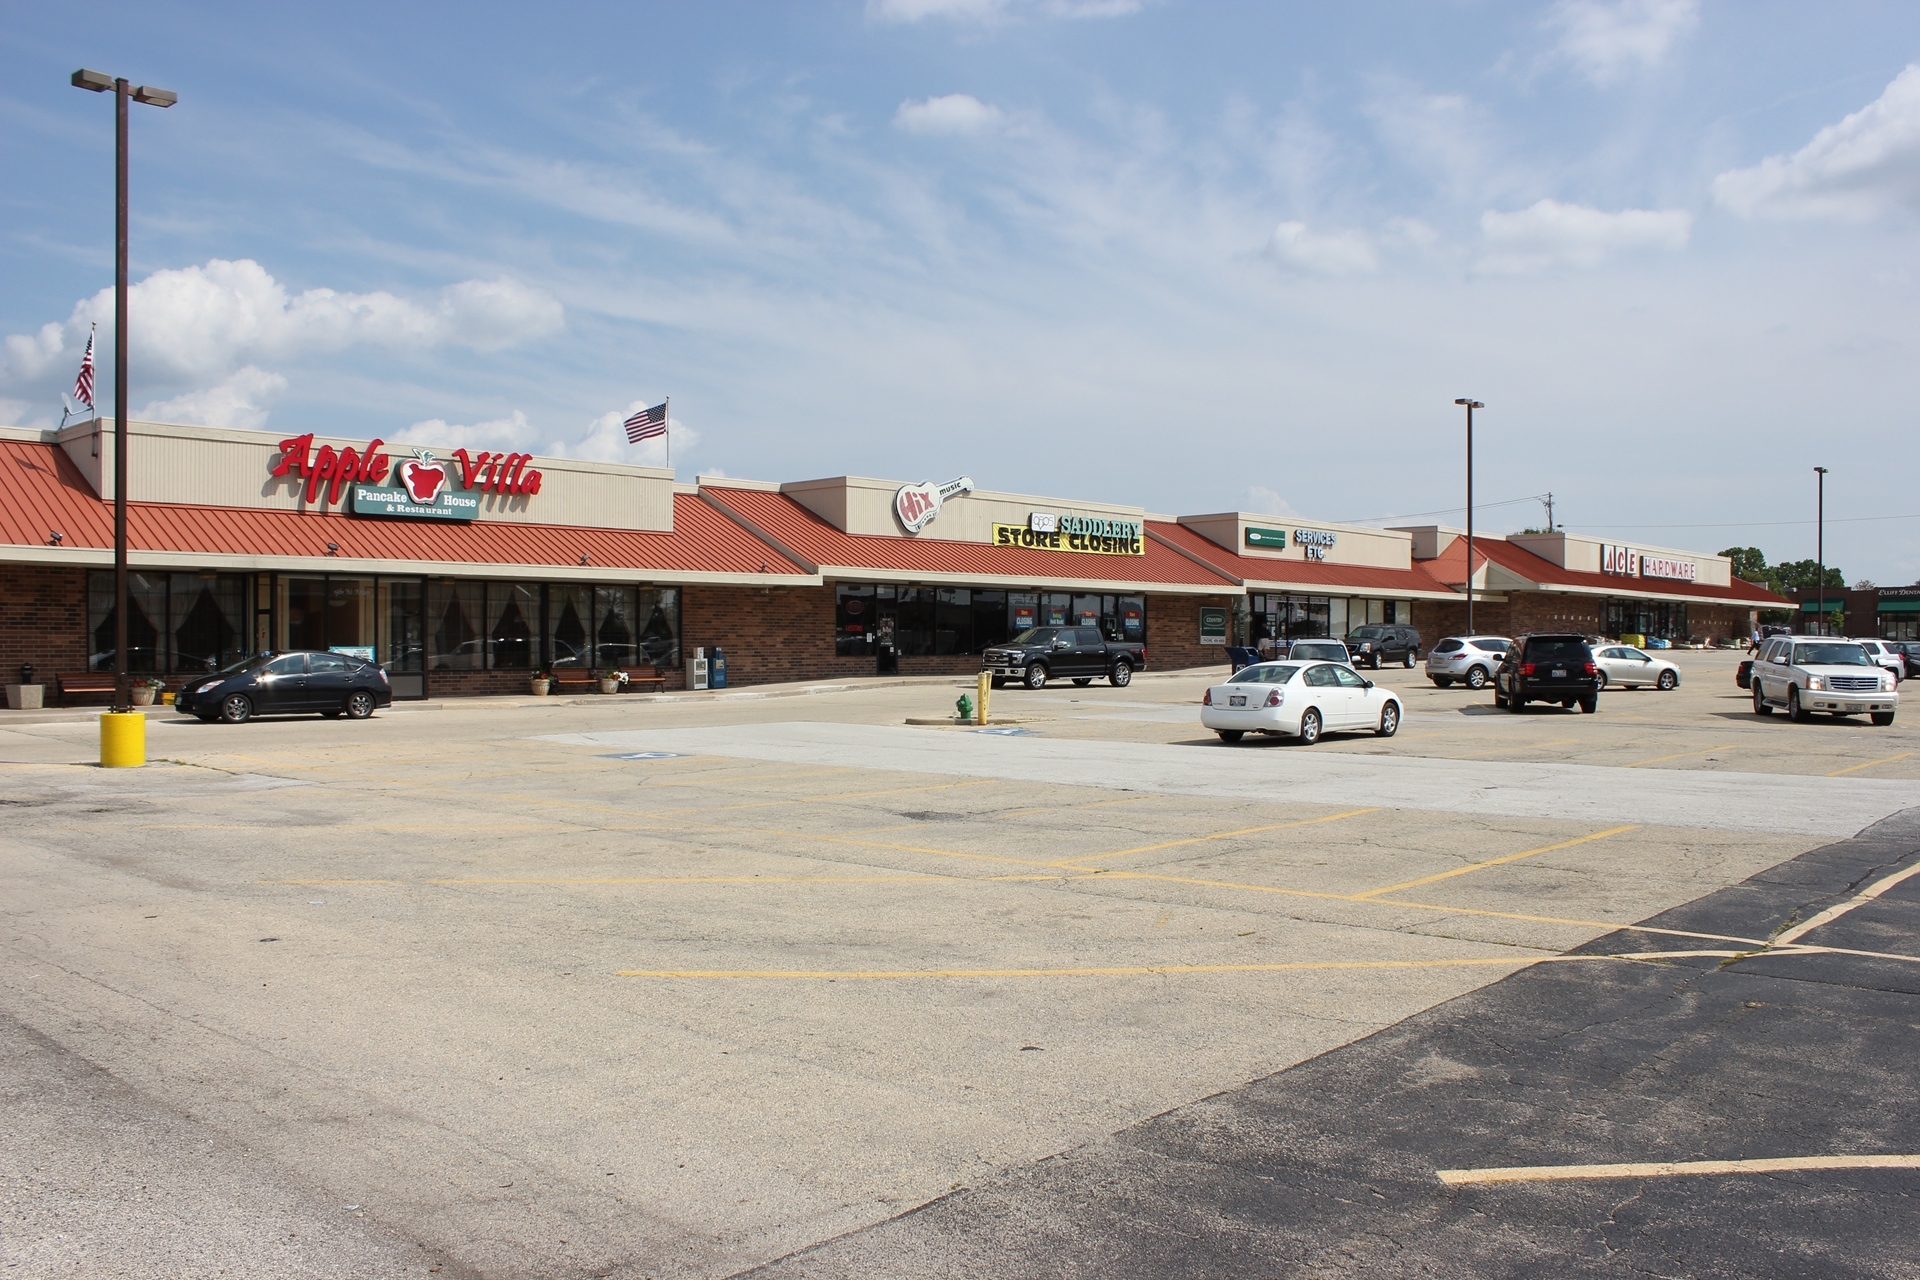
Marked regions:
[0,419,1789,697]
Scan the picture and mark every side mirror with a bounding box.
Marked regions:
[1053,638,1070,649]
[1362,680,1374,689]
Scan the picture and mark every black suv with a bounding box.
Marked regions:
[1346,624,1421,669]
[1493,633,1599,714]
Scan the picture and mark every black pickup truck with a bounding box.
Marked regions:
[982,626,1147,689]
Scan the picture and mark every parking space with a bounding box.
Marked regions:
[2,664,1917,1277]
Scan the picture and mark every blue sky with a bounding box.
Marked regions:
[3,1,1918,582]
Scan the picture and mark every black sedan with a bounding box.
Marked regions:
[175,650,393,723]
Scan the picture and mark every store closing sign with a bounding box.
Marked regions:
[992,514,1143,555]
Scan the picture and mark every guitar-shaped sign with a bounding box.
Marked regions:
[894,475,975,534]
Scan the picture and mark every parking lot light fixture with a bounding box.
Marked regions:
[1815,466,1828,634]
[70,68,177,719]
[1455,399,1484,634]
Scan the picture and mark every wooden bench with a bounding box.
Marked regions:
[623,665,668,692]
[56,672,119,703]
[549,666,670,694]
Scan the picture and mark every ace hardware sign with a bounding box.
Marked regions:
[272,434,544,521]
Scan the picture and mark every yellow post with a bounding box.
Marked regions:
[100,711,146,768]
[975,671,990,724]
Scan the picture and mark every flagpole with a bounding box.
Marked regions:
[664,397,670,472]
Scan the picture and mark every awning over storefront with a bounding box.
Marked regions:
[1878,600,1920,612]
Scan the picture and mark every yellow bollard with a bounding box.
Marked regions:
[976,671,990,724]
[100,711,146,768]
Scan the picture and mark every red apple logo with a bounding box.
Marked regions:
[397,455,447,505]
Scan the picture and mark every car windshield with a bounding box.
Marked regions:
[1229,664,1299,684]
[1291,643,1344,658]
[1348,626,1388,640]
[1792,643,1872,666]
[210,652,270,677]
[1525,639,1589,663]
[1477,638,1511,651]
[1006,629,1059,645]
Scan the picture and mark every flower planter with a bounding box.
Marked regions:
[130,686,157,707]
[529,679,551,696]
[597,678,622,695]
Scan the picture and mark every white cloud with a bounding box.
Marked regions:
[1265,221,1379,275]
[1,259,564,387]
[0,396,32,428]
[140,366,288,431]
[1548,0,1699,86]
[1247,486,1303,520]
[393,411,535,455]
[552,402,699,469]
[1477,199,1690,273]
[1713,65,1920,221]
[894,94,1006,136]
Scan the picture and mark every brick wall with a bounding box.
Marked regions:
[1146,593,1236,672]
[0,565,89,695]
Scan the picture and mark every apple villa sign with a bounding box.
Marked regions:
[271,434,543,521]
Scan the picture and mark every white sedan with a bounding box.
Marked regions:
[1592,644,1680,690]
[1425,635,1510,689]
[1201,660,1403,745]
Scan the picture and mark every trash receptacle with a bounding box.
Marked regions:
[686,647,710,691]
[710,646,727,689]
[876,642,898,675]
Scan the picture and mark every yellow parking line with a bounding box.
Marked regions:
[617,956,1547,980]
[1827,752,1915,777]
[1382,899,1771,948]
[1438,1153,1920,1186]
[1353,826,1639,900]
[1053,808,1380,868]
[1623,744,1737,768]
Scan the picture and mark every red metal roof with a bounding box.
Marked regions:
[1421,534,1792,606]
[0,439,808,578]
[1147,520,1458,597]
[700,486,1237,590]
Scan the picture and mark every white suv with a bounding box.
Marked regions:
[1750,635,1898,725]
[1853,638,1906,684]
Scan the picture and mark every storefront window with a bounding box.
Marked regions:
[281,576,328,652]
[428,580,486,669]
[1606,599,1688,641]
[970,590,1009,650]
[169,573,245,674]
[934,588,972,655]
[893,588,935,656]
[548,586,591,670]
[836,584,876,656]
[637,588,680,667]
[1043,594,1072,627]
[1010,593,1038,634]
[488,584,540,669]
[380,579,424,672]
[326,578,376,659]
[594,586,641,667]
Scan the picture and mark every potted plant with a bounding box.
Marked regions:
[528,671,552,696]
[130,676,163,707]
[595,668,627,695]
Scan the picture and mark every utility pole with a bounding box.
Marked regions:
[1544,492,1555,532]
[1814,466,1828,635]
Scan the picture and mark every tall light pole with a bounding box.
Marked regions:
[1814,466,1828,635]
[70,69,176,716]
[1455,399,1484,633]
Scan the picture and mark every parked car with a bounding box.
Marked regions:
[1493,634,1600,714]
[1892,641,1920,680]
[174,650,393,723]
[1346,624,1422,669]
[1200,660,1402,745]
[1592,644,1680,691]
[1426,635,1510,689]
[1750,636,1898,725]
[1853,639,1906,684]
[1283,638,1353,665]
[1736,658,1755,690]
[982,627,1147,689]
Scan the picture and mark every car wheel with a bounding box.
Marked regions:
[1297,708,1323,744]
[1431,676,1454,688]
[1788,687,1811,723]
[1377,701,1400,737]
[219,694,252,724]
[1871,711,1896,727]
[1072,677,1093,686]
[1507,692,1527,713]
[1579,694,1598,714]
[1657,669,1678,691]
[1752,682,1772,716]
[345,691,376,720]
[1024,663,1048,690]
[1403,650,1416,668]
[1465,666,1488,690]
[1217,729,1244,742]
[1109,660,1132,688]
[1594,670,1608,691]
[1370,656,1382,670]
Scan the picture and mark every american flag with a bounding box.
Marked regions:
[624,400,668,443]
[72,326,96,409]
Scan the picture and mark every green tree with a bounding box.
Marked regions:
[1719,546,1770,583]
[1770,558,1846,592]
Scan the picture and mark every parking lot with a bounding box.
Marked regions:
[3,647,1917,1278]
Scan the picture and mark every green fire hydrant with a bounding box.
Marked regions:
[956,693,974,721]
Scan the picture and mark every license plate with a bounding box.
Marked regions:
[1551,668,1567,678]
[1229,695,1247,707]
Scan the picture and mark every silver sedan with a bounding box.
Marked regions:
[1592,644,1680,690]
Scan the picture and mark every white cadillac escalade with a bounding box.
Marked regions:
[1750,635,1898,726]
